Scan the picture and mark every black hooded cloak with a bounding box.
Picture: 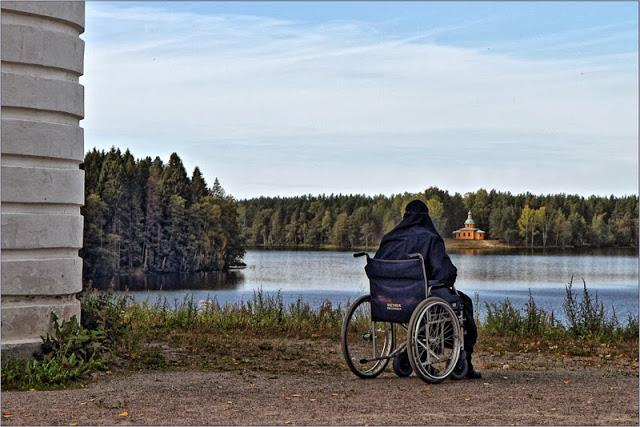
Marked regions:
[374,200,458,286]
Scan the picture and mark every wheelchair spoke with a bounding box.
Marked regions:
[372,321,377,359]
[410,298,463,382]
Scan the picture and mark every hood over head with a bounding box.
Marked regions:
[390,199,441,238]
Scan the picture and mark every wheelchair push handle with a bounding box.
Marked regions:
[407,252,425,261]
[353,252,368,258]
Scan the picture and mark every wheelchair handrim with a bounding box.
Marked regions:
[342,295,394,377]
[409,298,461,381]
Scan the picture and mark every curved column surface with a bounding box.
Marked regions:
[1,1,85,357]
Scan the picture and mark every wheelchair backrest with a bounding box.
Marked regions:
[364,256,427,323]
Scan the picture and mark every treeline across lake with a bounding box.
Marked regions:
[239,188,638,250]
[81,148,638,278]
[82,148,244,278]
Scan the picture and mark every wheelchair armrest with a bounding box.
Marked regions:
[428,280,460,295]
[353,252,368,258]
[428,280,451,290]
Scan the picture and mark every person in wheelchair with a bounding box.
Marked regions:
[374,199,481,379]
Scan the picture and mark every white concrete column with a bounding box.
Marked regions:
[1,1,85,356]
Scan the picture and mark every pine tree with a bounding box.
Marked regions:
[166,195,190,271]
[99,148,125,270]
[81,193,113,277]
[144,174,162,271]
[161,153,191,204]
[211,177,225,199]
[191,167,209,203]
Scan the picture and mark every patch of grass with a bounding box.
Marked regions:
[480,277,638,343]
[482,290,564,339]
[126,289,344,340]
[563,276,638,341]
[3,282,637,391]
[2,314,110,391]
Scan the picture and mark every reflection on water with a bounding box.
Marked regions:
[90,249,639,320]
[91,270,245,291]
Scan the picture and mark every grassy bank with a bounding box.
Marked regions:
[2,282,637,391]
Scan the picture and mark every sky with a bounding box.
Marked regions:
[82,2,639,199]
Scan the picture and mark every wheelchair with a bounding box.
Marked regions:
[341,252,468,384]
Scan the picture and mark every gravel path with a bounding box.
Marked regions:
[2,365,637,425]
[3,337,638,425]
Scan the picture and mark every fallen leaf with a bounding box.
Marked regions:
[226,401,233,405]
[119,411,129,417]
[550,408,557,412]
[309,398,316,402]
[70,420,79,426]
[292,394,301,398]
[2,411,13,418]
[464,398,470,401]
[331,393,338,397]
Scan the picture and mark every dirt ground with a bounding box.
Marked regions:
[2,338,638,425]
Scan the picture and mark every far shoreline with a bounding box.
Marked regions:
[245,239,639,255]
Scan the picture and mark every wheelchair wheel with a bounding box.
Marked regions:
[392,349,413,377]
[341,294,394,379]
[450,350,468,380]
[407,297,462,384]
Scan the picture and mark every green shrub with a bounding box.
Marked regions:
[563,276,639,341]
[483,290,561,338]
[2,314,110,391]
[482,279,638,343]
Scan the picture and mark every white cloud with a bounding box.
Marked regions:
[82,3,638,198]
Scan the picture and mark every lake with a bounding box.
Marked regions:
[92,249,639,322]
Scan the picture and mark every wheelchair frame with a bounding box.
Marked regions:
[342,252,467,383]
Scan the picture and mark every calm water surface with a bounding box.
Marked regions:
[94,249,639,321]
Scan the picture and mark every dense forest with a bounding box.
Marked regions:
[238,188,638,250]
[82,148,638,278]
[81,148,244,278]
